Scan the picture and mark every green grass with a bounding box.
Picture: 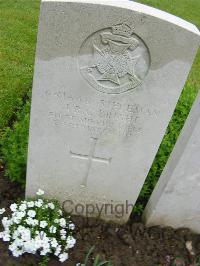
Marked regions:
[0,0,40,132]
[0,0,199,211]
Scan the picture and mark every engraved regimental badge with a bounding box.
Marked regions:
[79,23,150,94]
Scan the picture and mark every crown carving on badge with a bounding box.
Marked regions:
[112,23,134,37]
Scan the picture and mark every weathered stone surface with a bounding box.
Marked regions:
[26,0,200,222]
[143,93,200,233]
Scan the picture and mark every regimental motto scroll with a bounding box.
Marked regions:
[79,23,150,94]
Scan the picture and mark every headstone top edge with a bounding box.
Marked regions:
[41,0,200,37]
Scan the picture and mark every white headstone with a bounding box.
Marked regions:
[26,0,200,223]
[143,93,200,233]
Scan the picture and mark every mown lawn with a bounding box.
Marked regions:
[0,0,199,208]
[0,0,40,132]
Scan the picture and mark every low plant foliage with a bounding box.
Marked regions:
[0,100,30,185]
[78,245,112,266]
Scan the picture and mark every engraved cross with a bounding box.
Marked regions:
[70,138,111,187]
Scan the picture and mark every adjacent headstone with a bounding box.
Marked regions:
[26,0,200,223]
[143,93,200,233]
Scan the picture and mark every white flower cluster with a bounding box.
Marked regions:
[0,189,76,263]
